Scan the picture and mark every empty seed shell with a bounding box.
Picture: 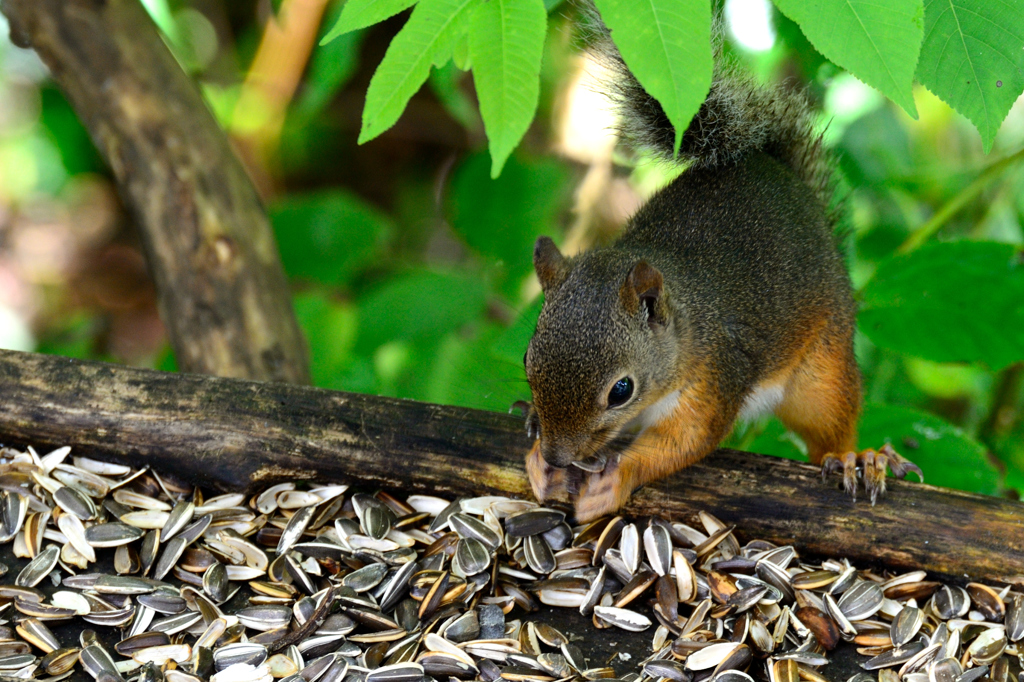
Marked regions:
[40,647,80,675]
[685,643,741,671]
[593,606,651,632]
[619,523,640,576]
[643,522,672,577]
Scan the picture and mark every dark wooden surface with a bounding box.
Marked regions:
[1,0,310,384]
[1,348,1022,585]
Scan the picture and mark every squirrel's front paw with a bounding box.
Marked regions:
[510,400,540,440]
[572,458,634,523]
[821,443,923,505]
[526,441,565,502]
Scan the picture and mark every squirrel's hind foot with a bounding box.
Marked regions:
[820,444,923,505]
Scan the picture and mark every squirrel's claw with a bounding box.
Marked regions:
[820,444,923,505]
[882,443,924,482]
[526,440,565,502]
[510,400,540,440]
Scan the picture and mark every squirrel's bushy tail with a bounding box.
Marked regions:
[596,39,834,209]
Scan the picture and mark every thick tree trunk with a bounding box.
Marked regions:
[1,0,310,384]
[0,348,1021,585]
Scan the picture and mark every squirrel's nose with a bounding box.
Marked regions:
[540,439,575,468]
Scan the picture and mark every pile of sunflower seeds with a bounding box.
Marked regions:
[0,444,1021,682]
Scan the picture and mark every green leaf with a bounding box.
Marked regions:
[423,326,531,410]
[858,241,1024,369]
[491,297,542,365]
[468,0,547,177]
[293,289,359,391]
[772,0,923,117]
[859,403,997,494]
[448,153,569,297]
[355,270,489,353]
[745,418,808,462]
[269,190,394,286]
[322,0,418,43]
[298,3,367,116]
[916,0,1024,152]
[429,61,479,130]
[592,0,712,154]
[358,0,481,143]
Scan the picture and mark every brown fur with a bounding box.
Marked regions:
[523,41,861,520]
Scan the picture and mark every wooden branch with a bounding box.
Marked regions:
[0,348,1021,585]
[1,0,310,384]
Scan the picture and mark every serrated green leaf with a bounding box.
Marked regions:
[772,0,923,117]
[322,0,418,43]
[358,0,480,143]
[593,0,712,154]
[859,403,997,494]
[858,241,1024,369]
[469,0,547,177]
[916,0,1024,152]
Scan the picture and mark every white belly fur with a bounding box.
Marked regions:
[627,382,785,435]
[738,383,786,421]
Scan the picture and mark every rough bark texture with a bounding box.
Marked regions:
[1,349,1022,585]
[1,0,310,384]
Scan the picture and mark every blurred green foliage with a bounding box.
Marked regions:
[2,0,1023,500]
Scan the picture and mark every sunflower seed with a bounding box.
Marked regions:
[153,535,188,581]
[16,544,59,587]
[504,509,565,538]
[455,537,492,576]
[644,660,691,682]
[838,580,883,621]
[214,643,268,671]
[365,662,425,682]
[932,585,970,620]
[967,583,1005,622]
[54,485,97,520]
[524,534,556,575]
[449,513,501,549]
[1006,593,1023,641]
[0,492,27,542]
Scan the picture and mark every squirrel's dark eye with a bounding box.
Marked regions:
[607,377,634,408]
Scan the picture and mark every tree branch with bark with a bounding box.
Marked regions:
[1,0,310,383]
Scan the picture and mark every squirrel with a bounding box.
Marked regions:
[520,31,922,522]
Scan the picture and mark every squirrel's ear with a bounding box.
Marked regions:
[621,260,665,327]
[534,237,568,292]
